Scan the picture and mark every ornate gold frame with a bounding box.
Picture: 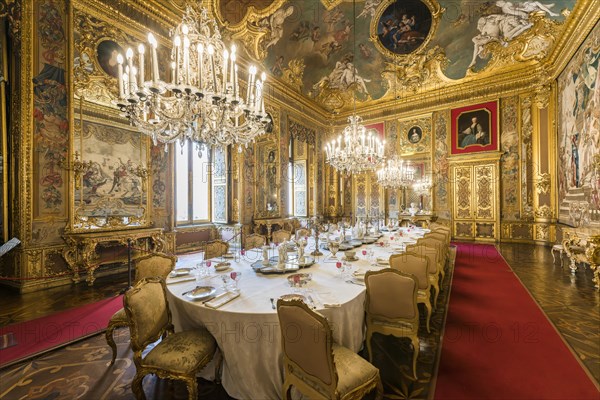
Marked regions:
[370,0,444,60]
[254,104,281,219]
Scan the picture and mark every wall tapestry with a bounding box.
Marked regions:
[557,18,600,226]
[72,120,149,230]
[450,100,498,155]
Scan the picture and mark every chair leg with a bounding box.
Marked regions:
[283,381,293,400]
[132,372,146,400]
[410,336,420,380]
[375,375,384,400]
[551,249,557,265]
[424,301,432,333]
[105,324,118,365]
[366,329,374,363]
[185,377,198,400]
[431,281,440,310]
[213,348,223,384]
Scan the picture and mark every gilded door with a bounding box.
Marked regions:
[451,162,499,241]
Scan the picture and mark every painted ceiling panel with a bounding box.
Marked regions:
[218,0,578,112]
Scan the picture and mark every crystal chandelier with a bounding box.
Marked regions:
[325,115,385,174]
[413,174,432,193]
[324,1,385,174]
[377,157,415,188]
[113,7,270,152]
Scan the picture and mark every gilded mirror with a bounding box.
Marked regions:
[255,138,280,218]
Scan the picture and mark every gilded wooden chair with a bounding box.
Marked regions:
[405,244,441,308]
[124,277,217,400]
[389,253,432,333]
[272,229,292,244]
[204,239,229,259]
[417,237,447,280]
[364,268,420,379]
[244,233,266,250]
[295,228,311,241]
[277,299,382,400]
[106,252,177,364]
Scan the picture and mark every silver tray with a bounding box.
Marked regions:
[251,260,300,273]
[291,256,315,268]
[169,268,191,277]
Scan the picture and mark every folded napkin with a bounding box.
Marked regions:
[204,291,240,309]
[376,257,390,265]
[167,277,195,285]
[314,292,341,308]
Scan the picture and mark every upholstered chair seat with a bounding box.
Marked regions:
[244,233,266,250]
[389,253,432,333]
[124,277,218,400]
[405,244,441,308]
[106,253,177,364]
[364,269,420,379]
[204,240,229,259]
[277,299,382,400]
[332,344,380,398]
[272,229,292,244]
[295,228,311,240]
[142,330,216,375]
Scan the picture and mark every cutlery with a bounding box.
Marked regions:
[270,298,276,309]
[346,279,365,287]
[167,277,195,285]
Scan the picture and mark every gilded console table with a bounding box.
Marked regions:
[397,213,436,228]
[62,228,167,286]
[562,227,600,288]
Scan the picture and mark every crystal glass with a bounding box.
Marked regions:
[229,271,242,293]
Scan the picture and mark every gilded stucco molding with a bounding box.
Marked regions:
[535,204,553,220]
[536,172,551,195]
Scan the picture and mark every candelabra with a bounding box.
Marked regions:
[324,115,385,174]
[113,7,270,152]
[377,157,415,188]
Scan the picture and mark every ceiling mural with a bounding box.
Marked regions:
[216,0,577,112]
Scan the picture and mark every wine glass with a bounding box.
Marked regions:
[229,271,242,293]
[329,240,340,261]
[336,261,344,278]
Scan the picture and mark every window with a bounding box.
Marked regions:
[287,138,308,217]
[175,141,228,225]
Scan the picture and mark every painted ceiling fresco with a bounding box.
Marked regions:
[218,0,577,112]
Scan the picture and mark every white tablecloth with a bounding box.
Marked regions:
[166,228,426,399]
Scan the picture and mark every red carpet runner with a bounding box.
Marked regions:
[435,243,599,399]
[0,295,123,368]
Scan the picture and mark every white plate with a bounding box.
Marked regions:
[169,268,191,277]
[184,286,217,300]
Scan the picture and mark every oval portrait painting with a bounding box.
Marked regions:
[96,40,124,78]
[376,0,432,55]
[408,126,423,143]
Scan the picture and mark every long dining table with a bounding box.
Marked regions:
[166,227,428,400]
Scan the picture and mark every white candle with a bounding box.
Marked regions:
[223,49,229,93]
[148,33,159,83]
[260,72,266,114]
[234,64,238,99]
[123,72,129,96]
[183,37,190,85]
[137,44,145,87]
[207,45,217,92]
[126,48,135,94]
[117,53,124,98]
[173,35,181,85]
[197,43,204,89]
[171,61,176,84]
[230,45,236,86]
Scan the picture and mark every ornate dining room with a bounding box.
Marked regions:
[0,0,599,399]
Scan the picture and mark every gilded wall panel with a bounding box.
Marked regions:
[33,0,68,218]
[150,145,168,209]
[433,110,450,219]
[500,96,520,220]
[454,166,472,220]
[355,174,367,218]
[474,164,494,220]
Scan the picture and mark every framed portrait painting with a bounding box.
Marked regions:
[451,101,498,155]
[398,114,431,155]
